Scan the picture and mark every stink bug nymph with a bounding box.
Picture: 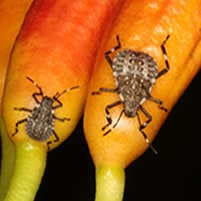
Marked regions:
[92,35,170,154]
[12,77,79,149]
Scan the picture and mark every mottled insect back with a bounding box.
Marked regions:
[92,35,170,154]
[113,50,159,117]
[12,77,79,150]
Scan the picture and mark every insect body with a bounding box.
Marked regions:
[113,50,159,117]
[12,77,79,149]
[92,35,170,154]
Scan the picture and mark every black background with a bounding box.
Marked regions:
[1,71,201,201]
[36,71,201,201]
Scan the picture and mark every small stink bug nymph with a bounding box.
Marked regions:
[92,35,170,154]
[12,77,79,149]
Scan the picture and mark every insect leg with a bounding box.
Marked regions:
[26,77,43,104]
[147,95,168,112]
[138,105,152,130]
[14,107,32,112]
[92,87,118,95]
[105,35,121,67]
[53,115,71,122]
[12,118,27,137]
[102,100,122,136]
[52,93,63,109]
[111,109,124,129]
[53,86,79,109]
[137,105,158,155]
[47,130,59,150]
[157,35,170,78]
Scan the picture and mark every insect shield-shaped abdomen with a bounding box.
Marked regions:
[113,50,158,117]
[112,50,158,86]
[26,97,54,141]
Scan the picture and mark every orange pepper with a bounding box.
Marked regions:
[1,0,124,200]
[2,0,124,151]
[84,0,201,200]
[0,0,32,110]
[0,1,33,199]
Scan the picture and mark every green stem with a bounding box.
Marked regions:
[95,165,125,201]
[0,119,15,200]
[1,138,47,201]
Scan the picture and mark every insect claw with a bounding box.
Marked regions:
[47,141,52,151]
[102,123,110,131]
[91,91,101,95]
[12,132,17,137]
[145,138,158,155]
[149,145,159,155]
[159,105,168,112]
[103,129,112,136]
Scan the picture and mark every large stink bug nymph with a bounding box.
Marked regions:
[12,77,79,149]
[92,35,170,154]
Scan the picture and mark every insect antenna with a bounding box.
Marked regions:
[54,86,79,99]
[26,76,42,91]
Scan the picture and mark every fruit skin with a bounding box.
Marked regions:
[2,0,125,151]
[1,0,125,200]
[84,0,201,168]
[84,1,201,201]
[0,1,33,200]
[0,0,33,110]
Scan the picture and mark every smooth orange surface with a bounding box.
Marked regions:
[84,0,201,167]
[2,0,124,151]
[0,0,33,111]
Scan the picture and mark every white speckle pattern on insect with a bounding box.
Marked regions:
[26,97,54,141]
[113,50,158,117]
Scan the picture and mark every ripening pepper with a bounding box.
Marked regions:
[0,0,33,199]
[84,0,201,201]
[0,0,124,200]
